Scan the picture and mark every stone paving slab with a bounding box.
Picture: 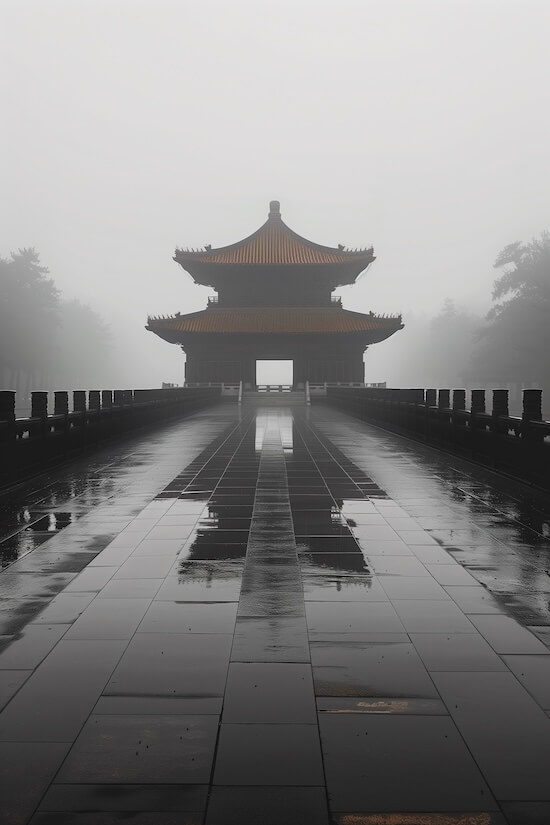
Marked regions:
[0,405,550,822]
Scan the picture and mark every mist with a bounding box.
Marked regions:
[2,0,549,392]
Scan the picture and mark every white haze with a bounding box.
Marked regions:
[2,0,549,387]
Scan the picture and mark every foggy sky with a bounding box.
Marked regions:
[2,0,550,385]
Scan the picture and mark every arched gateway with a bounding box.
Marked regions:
[146,201,403,387]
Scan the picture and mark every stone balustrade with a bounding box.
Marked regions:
[0,387,221,485]
[326,386,550,489]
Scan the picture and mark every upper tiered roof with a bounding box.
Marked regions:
[173,201,375,287]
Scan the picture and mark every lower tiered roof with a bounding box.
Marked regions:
[146,307,403,343]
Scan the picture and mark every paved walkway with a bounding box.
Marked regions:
[1,404,550,824]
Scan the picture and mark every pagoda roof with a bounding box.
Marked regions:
[174,201,375,272]
[147,307,403,339]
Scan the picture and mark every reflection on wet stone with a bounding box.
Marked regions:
[1,405,550,823]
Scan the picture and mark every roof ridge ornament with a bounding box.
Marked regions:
[269,200,281,218]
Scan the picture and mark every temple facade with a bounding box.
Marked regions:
[146,201,403,387]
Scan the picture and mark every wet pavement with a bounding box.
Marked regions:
[1,403,550,824]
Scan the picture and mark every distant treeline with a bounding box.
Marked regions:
[371,233,550,411]
[0,248,116,409]
[470,233,550,394]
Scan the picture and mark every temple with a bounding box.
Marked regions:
[146,201,403,387]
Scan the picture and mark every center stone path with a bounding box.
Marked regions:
[1,405,550,824]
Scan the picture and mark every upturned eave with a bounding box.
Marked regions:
[173,201,375,287]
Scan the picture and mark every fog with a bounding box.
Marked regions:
[2,0,549,390]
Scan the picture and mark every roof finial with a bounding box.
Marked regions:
[269,200,281,218]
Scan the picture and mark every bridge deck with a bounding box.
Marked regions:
[1,404,549,825]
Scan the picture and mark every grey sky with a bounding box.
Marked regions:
[2,0,549,385]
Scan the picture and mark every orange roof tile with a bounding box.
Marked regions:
[147,307,403,336]
[174,201,375,268]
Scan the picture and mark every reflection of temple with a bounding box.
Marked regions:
[147,201,403,387]
[171,413,381,577]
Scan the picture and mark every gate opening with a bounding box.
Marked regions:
[255,360,293,388]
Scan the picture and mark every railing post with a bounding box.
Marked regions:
[470,389,486,433]
[0,391,16,421]
[491,389,509,435]
[423,388,436,442]
[412,388,424,434]
[31,391,49,437]
[436,390,451,442]
[471,389,486,414]
[31,391,48,418]
[89,391,101,412]
[492,389,509,417]
[452,389,466,411]
[0,391,16,442]
[73,391,87,434]
[451,389,466,446]
[73,391,87,413]
[54,391,69,433]
[522,389,543,441]
[101,390,113,432]
[54,391,69,415]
